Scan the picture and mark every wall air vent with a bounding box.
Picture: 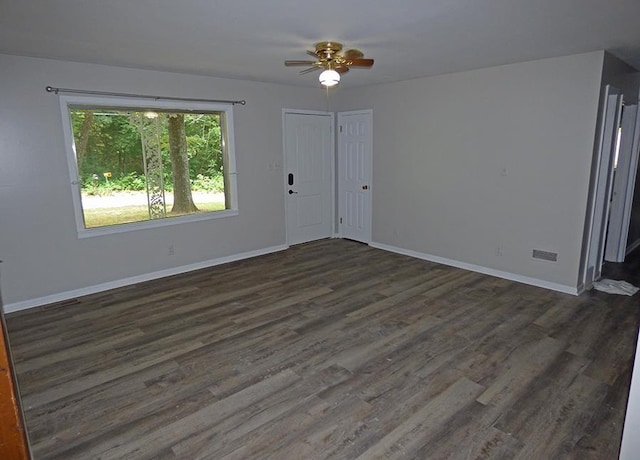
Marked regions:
[532,249,558,262]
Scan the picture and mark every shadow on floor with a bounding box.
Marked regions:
[602,247,640,286]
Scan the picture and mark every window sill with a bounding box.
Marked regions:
[77,209,239,239]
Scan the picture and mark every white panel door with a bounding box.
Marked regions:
[284,112,333,245]
[584,85,623,286]
[605,105,640,262]
[338,110,372,243]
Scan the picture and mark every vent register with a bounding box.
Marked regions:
[532,249,558,262]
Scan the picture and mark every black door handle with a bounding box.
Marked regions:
[288,190,298,194]
[288,173,294,186]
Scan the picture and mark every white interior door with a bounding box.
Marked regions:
[605,104,640,262]
[583,85,623,287]
[284,112,333,245]
[338,110,372,243]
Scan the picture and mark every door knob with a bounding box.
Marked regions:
[362,185,369,190]
[288,190,298,194]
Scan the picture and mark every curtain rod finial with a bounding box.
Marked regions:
[45,86,59,94]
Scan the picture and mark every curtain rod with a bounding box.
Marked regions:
[45,86,246,106]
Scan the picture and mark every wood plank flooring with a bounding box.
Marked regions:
[6,239,640,459]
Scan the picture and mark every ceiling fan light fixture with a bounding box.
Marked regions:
[319,69,340,87]
[286,42,372,87]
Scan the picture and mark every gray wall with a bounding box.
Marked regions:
[0,54,324,306]
[1,50,631,306]
[577,53,640,285]
[336,52,606,289]
[599,56,640,257]
[623,74,640,252]
[626,143,640,252]
[602,52,639,102]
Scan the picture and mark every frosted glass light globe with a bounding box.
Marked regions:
[319,69,340,87]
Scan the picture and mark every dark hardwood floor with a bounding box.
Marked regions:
[6,239,640,459]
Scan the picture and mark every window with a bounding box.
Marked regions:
[60,95,237,236]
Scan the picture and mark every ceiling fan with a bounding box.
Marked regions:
[285,41,374,87]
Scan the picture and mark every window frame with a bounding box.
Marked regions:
[58,94,239,238]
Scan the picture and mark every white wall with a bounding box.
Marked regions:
[336,52,606,290]
[0,54,324,308]
[620,330,640,459]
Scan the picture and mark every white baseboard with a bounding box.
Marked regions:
[370,242,579,296]
[4,240,582,313]
[4,244,289,314]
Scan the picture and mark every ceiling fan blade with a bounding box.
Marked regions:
[335,66,350,75]
[347,58,374,68]
[343,49,364,60]
[285,60,318,66]
[300,67,321,75]
[306,50,318,58]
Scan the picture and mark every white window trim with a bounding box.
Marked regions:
[58,94,239,238]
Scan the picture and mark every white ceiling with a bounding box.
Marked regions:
[1,0,640,88]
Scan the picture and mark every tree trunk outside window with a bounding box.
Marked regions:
[168,114,198,213]
[76,111,94,174]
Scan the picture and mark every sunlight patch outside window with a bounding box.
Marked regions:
[60,96,237,236]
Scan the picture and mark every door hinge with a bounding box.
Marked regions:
[340,217,343,224]
[339,125,343,133]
